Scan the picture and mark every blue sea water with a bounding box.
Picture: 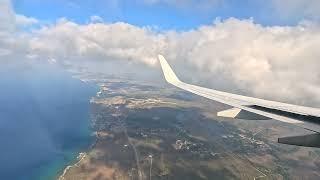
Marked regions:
[0,62,97,179]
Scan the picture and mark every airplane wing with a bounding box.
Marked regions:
[158,54,320,148]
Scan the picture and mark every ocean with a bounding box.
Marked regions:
[0,62,97,179]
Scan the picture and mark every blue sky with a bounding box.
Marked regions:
[11,0,319,30]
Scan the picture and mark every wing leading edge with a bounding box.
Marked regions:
[158,54,320,147]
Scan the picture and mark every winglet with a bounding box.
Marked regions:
[158,54,181,85]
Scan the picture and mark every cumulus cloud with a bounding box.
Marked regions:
[28,19,164,66]
[164,19,320,105]
[90,15,104,23]
[0,0,38,32]
[15,14,39,27]
[1,1,320,107]
[0,0,15,32]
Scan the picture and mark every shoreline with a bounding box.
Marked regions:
[57,80,99,180]
[57,132,99,180]
[58,152,86,180]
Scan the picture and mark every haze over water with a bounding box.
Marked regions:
[0,63,97,179]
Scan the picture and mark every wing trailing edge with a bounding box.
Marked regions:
[278,134,320,148]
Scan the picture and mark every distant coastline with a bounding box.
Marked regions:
[56,79,99,180]
[57,130,100,179]
[58,152,86,180]
[0,64,98,180]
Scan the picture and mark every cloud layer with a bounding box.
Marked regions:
[0,0,15,32]
[1,0,320,107]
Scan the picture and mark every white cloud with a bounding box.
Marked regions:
[0,0,15,32]
[27,20,164,66]
[0,48,12,56]
[166,19,320,105]
[15,18,319,106]
[15,14,39,27]
[90,15,104,23]
[0,0,38,32]
[1,1,320,107]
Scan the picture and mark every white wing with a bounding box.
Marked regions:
[158,54,320,147]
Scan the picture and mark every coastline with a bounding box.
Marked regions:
[58,152,87,180]
[57,132,99,180]
[55,80,99,180]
